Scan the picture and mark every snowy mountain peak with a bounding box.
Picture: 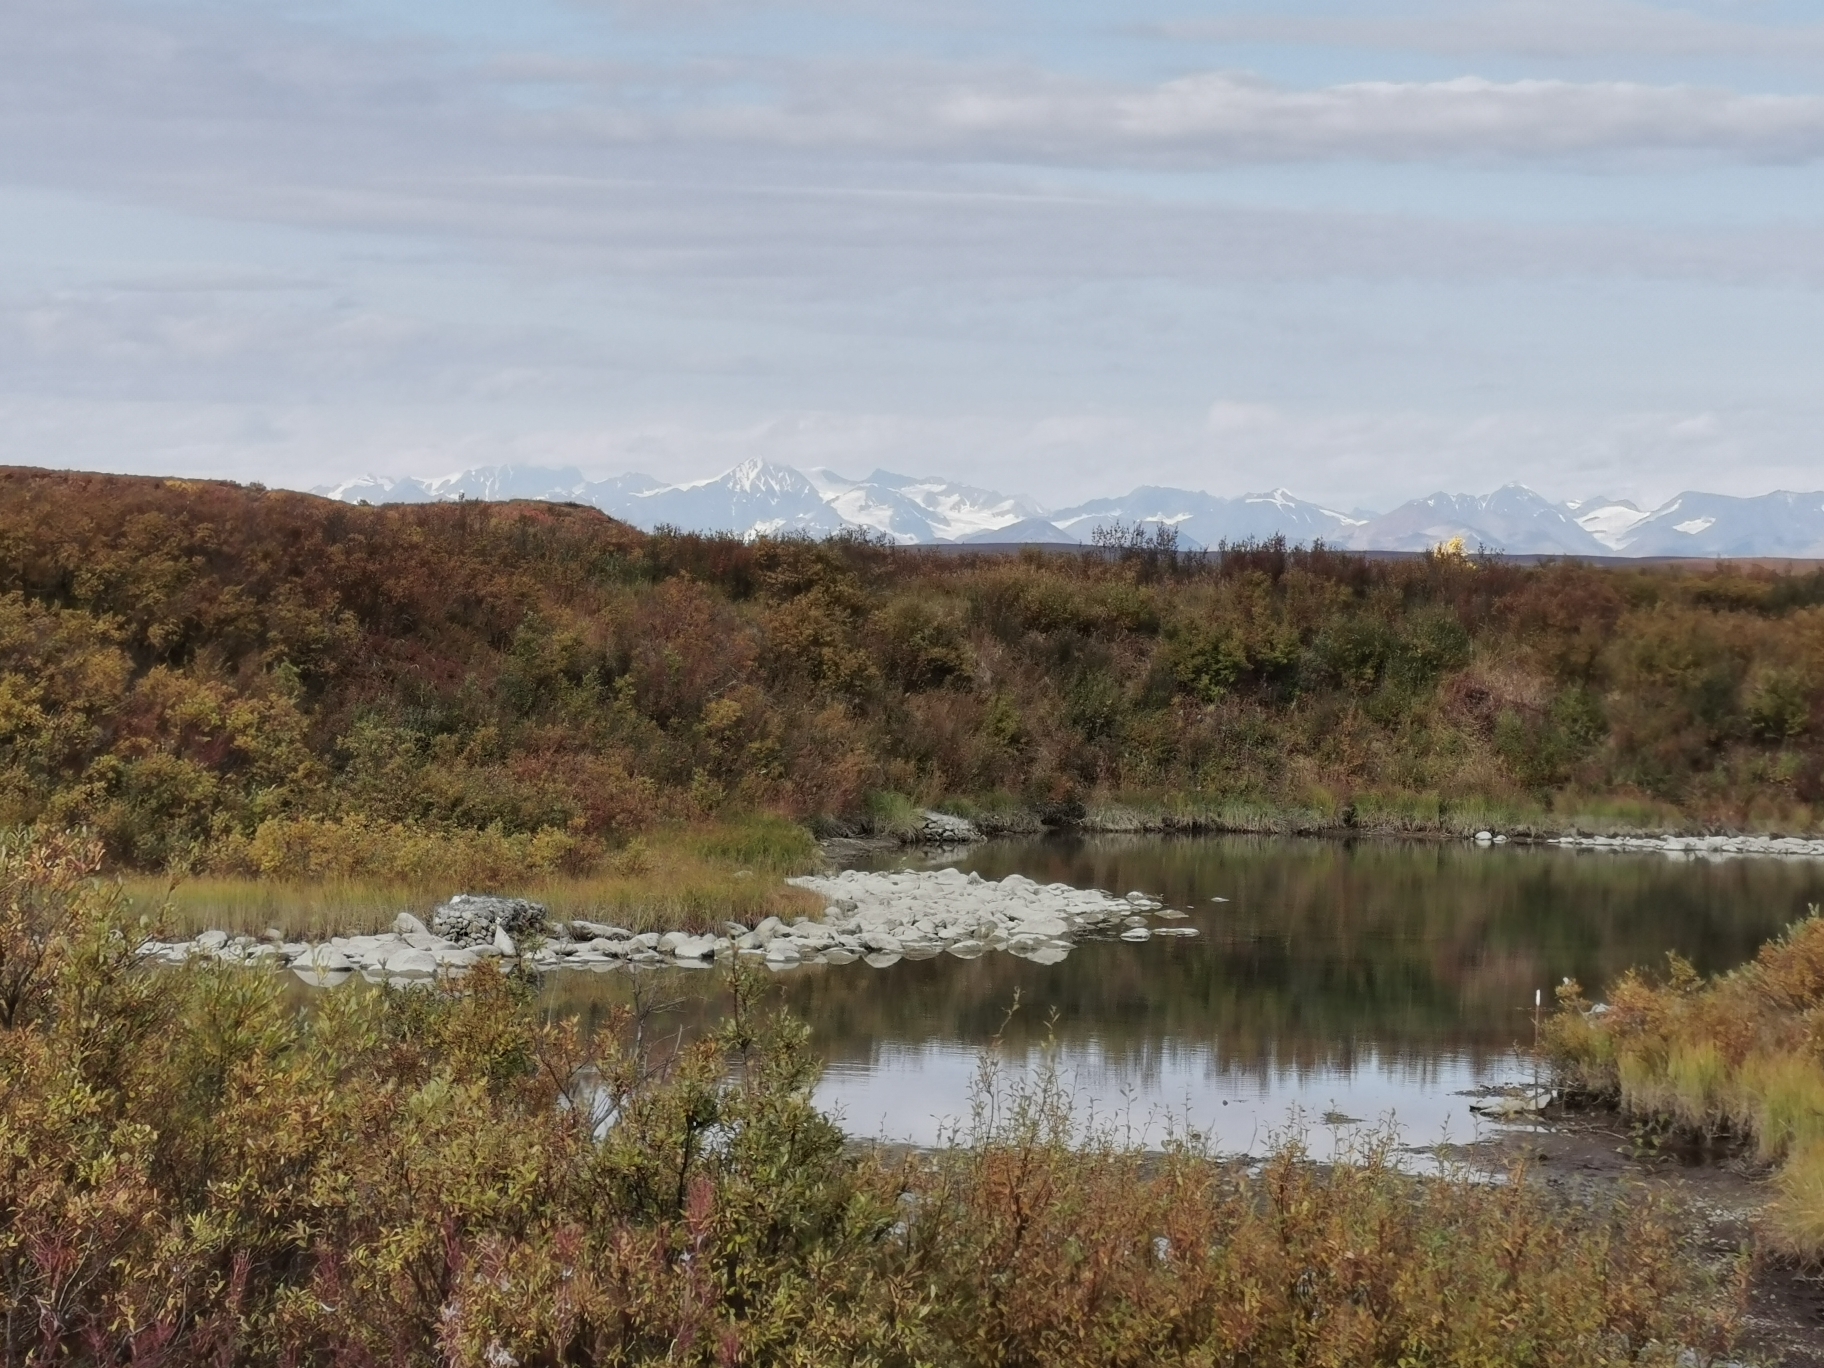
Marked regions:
[310,462,1824,556]
[722,457,813,497]
[1568,496,1650,549]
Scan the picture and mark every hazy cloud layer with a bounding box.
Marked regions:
[0,0,1820,507]
[1156,0,1824,63]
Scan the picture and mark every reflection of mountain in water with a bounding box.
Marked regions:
[539,835,1821,1087]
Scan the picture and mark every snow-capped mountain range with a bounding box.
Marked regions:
[314,461,1824,558]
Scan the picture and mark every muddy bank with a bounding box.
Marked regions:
[1463,1110,1824,1367]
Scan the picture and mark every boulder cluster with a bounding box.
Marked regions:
[916,810,983,845]
[136,869,1199,986]
[430,894,551,945]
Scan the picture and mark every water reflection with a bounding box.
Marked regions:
[539,835,1824,1152]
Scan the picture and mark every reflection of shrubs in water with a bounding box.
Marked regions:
[2,833,1743,1362]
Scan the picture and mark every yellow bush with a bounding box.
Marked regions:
[213,814,599,886]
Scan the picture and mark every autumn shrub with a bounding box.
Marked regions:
[209,814,602,884]
[0,829,1746,1365]
[1546,910,1824,1257]
[5,466,1824,865]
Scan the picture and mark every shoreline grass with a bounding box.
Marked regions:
[132,815,825,940]
[1547,907,1824,1259]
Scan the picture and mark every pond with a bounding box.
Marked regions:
[539,834,1824,1155]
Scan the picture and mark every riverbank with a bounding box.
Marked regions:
[886,796,1824,854]
[1466,1112,1824,1367]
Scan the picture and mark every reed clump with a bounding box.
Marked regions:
[1546,906,1824,1257]
[1,830,1744,1365]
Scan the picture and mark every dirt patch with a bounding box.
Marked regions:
[1456,1110,1824,1367]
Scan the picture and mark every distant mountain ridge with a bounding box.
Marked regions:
[313,463,1824,558]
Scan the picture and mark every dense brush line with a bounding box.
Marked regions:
[3,467,1824,875]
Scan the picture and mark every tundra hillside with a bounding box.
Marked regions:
[3,467,1823,876]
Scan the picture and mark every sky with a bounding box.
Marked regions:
[3,0,1823,512]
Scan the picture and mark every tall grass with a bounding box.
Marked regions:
[134,814,824,939]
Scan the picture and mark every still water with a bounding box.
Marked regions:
[542,835,1824,1155]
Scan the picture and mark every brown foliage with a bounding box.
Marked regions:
[3,467,1824,870]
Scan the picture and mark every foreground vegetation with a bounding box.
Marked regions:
[4,467,1824,879]
[0,832,1743,1365]
[1548,908,1824,1260]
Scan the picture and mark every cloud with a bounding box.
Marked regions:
[5,3,1824,300]
[3,0,1824,507]
[662,68,1824,167]
[1153,1,1824,64]
[9,0,1824,249]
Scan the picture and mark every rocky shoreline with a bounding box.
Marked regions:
[886,805,1824,857]
[138,869,1199,988]
[1535,831,1824,858]
[136,819,1824,989]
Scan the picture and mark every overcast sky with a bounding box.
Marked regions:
[4,0,1823,511]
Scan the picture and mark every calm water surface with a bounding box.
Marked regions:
[541,835,1824,1155]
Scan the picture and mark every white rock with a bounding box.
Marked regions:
[292,966,352,988]
[386,948,439,975]
[493,924,518,958]
[197,929,228,952]
[394,911,430,936]
[1120,927,1152,942]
